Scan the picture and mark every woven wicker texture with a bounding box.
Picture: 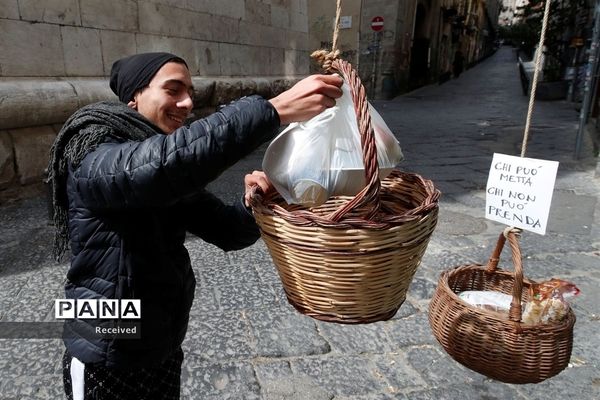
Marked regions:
[428,231,575,383]
[251,57,440,323]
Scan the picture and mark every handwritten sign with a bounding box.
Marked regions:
[485,153,559,235]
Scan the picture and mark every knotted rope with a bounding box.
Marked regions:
[310,0,342,73]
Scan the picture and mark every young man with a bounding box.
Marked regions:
[48,52,343,399]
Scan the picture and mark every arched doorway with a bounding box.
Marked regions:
[409,3,430,89]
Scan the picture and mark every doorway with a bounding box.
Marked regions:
[409,3,430,89]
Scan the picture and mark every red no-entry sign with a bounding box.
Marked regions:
[371,16,384,31]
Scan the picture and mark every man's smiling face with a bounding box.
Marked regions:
[130,61,194,134]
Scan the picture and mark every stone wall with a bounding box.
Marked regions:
[0,0,309,200]
[0,0,309,78]
[358,0,404,97]
[0,76,301,200]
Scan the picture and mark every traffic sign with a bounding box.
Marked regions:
[371,16,384,31]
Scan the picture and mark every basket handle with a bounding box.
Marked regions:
[314,57,381,222]
[485,228,525,322]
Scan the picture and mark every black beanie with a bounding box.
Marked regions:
[109,52,188,103]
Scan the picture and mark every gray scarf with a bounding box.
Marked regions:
[47,101,163,260]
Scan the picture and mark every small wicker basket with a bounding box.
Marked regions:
[428,230,576,384]
[250,58,440,323]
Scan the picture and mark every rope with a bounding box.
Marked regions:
[332,0,341,54]
[521,0,552,157]
[506,0,552,237]
[503,226,522,239]
[310,0,342,72]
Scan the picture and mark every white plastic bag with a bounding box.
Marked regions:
[458,290,513,312]
[263,81,403,206]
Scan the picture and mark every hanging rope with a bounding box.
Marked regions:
[508,0,552,236]
[311,0,342,72]
[332,0,342,55]
[521,0,553,157]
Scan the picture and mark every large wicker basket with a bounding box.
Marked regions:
[428,230,576,383]
[250,58,440,323]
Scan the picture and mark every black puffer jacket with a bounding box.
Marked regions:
[63,96,279,368]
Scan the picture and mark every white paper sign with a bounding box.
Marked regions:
[485,153,559,235]
[340,16,352,29]
[333,16,352,29]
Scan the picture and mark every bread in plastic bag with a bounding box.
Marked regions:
[521,278,580,324]
[263,81,403,206]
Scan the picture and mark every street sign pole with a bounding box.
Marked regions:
[370,17,384,95]
[371,31,378,93]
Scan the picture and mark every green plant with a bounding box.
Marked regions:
[502,23,538,57]
[515,0,589,82]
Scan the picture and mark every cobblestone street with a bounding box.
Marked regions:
[1,46,599,399]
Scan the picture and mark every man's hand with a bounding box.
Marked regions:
[244,170,274,207]
[269,74,343,125]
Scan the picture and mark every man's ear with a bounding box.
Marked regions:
[127,99,137,110]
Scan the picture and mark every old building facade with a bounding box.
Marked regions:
[0,0,503,198]
[308,0,502,98]
[0,0,310,199]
